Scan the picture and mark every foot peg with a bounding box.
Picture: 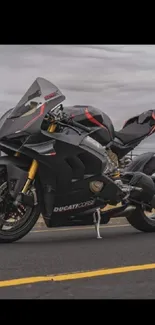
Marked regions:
[93,208,102,239]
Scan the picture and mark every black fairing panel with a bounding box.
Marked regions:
[89,128,111,146]
[41,130,107,170]
[7,164,28,198]
[51,171,124,218]
[110,140,141,159]
[37,130,108,193]
[0,156,29,169]
[24,139,56,155]
[0,108,13,130]
[125,152,155,173]
[0,156,30,198]
[123,110,155,128]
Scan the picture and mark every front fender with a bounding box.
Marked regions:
[0,156,30,198]
[124,152,155,173]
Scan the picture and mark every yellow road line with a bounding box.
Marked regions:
[32,223,130,233]
[0,263,155,288]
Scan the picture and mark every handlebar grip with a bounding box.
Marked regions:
[71,120,91,132]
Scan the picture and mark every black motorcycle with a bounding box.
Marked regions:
[0,77,155,243]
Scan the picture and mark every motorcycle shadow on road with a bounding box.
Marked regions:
[4,226,151,246]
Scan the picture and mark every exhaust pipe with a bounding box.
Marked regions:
[100,204,136,219]
[114,205,136,218]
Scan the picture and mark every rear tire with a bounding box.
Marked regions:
[0,169,41,243]
[126,206,155,232]
[126,156,155,232]
[143,156,155,176]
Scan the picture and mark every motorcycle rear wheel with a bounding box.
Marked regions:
[126,206,155,232]
[124,156,155,231]
[0,169,41,243]
[143,156,155,177]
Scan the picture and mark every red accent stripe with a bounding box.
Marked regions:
[148,112,155,135]
[85,108,106,128]
[149,125,155,135]
[85,108,112,138]
[50,152,56,156]
[152,112,155,120]
[123,120,127,128]
[44,92,57,100]
[23,104,45,130]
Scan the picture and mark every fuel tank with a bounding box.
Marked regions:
[64,105,115,146]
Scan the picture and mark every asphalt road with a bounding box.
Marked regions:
[1,221,155,299]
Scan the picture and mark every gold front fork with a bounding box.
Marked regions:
[22,160,38,193]
[47,123,56,133]
[20,123,57,194]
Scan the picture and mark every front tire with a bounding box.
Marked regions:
[0,169,41,243]
[126,206,155,232]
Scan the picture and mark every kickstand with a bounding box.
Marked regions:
[93,208,102,239]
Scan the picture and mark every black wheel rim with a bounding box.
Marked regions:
[0,178,33,233]
[144,209,155,221]
[144,171,155,221]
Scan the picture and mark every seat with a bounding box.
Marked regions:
[115,122,152,145]
[115,110,155,145]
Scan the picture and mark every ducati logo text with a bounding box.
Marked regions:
[53,200,95,212]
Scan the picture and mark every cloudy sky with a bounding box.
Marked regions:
[0,44,155,153]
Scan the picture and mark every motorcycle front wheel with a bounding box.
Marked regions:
[0,169,41,243]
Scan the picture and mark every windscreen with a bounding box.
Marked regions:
[9,77,64,118]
